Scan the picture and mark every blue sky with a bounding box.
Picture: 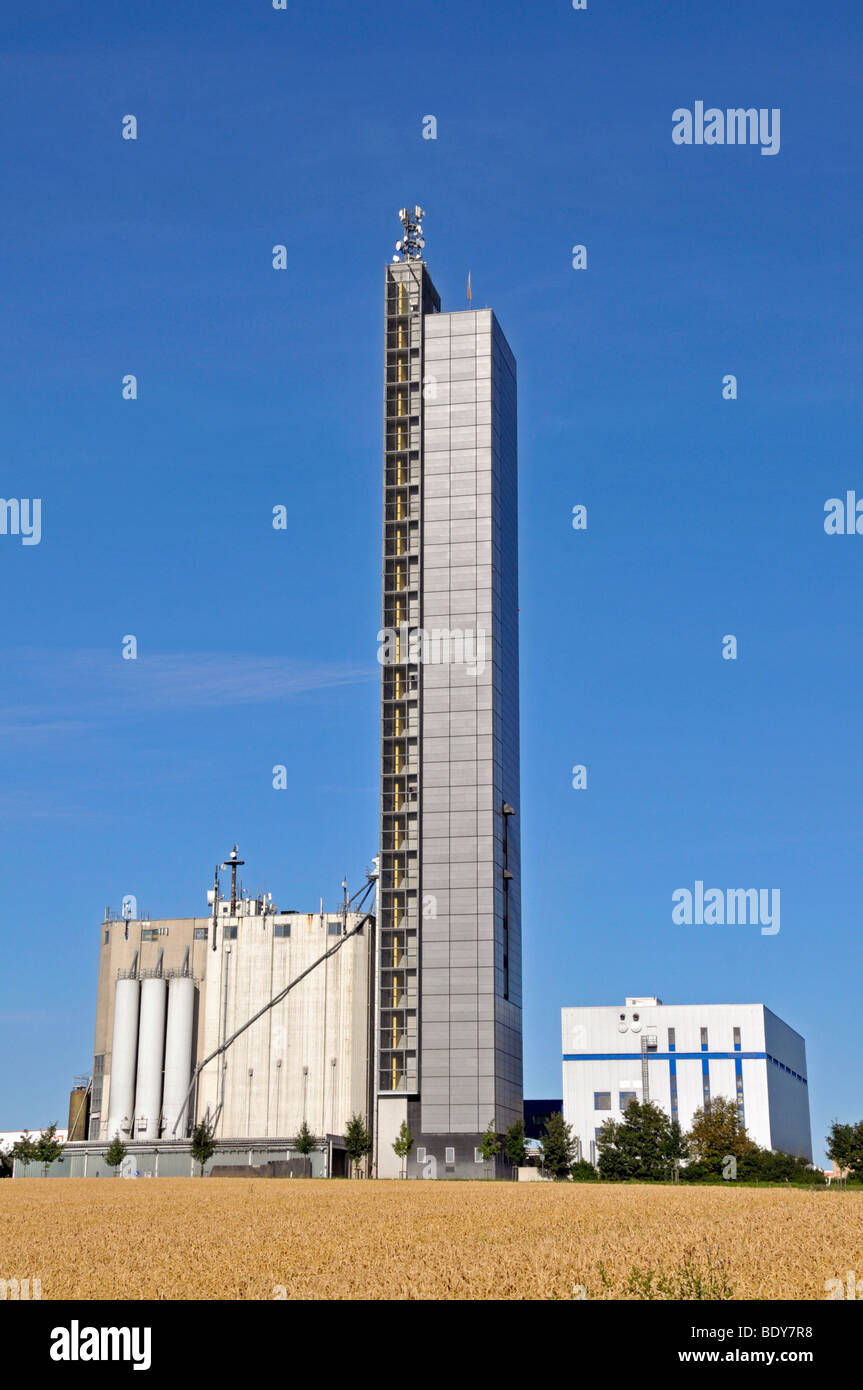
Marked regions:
[1,1,860,1164]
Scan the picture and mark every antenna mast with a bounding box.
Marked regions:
[394,206,427,262]
[222,845,245,916]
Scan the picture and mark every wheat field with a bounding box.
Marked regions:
[1,1179,859,1300]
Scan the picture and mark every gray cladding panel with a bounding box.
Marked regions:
[418,308,522,1138]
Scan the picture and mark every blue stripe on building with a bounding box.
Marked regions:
[561,1052,807,1084]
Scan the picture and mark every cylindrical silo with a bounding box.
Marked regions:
[105,977,140,1141]
[133,977,168,1140]
[162,976,196,1138]
[67,1086,90,1142]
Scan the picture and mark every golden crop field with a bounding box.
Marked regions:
[1,1179,860,1300]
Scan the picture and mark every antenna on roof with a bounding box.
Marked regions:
[394,206,426,262]
[221,845,245,916]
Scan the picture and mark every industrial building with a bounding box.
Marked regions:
[8,848,379,1177]
[16,210,524,1181]
[89,863,373,1151]
[562,998,813,1165]
[375,208,523,1178]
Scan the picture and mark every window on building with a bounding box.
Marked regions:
[223,925,238,940]
[619,1091,637,1110]
[668,1027,676,1049]
[445,1147,455,1167]
[193,928,208,940]
[594,1092,611,1110]
[104,929,109,944]
[416,1147,426,1165]
[595,1128,603,1142]
[91,1054,104,1121]
[474,1148,483,1163]
[733,1027,741,1049]
[327,923,342,936]
[700,1027,709,1048]
[274,923,291,938]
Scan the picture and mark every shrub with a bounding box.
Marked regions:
[624,1241,734,1300]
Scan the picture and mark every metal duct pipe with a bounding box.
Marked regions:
[162,976,196,1139]
[133,977,168,1140]
[105,977,140,1141]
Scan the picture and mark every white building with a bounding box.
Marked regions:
[0,1130,68,1151]
[562,998,812,1164]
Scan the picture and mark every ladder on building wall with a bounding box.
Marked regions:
[641,1032,657,1102]
[641,1036,650,1102]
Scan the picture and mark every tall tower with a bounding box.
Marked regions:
[376,208,522,1178]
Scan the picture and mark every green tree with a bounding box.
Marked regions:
[190,1118,216,1177]
[686,1098,753,1175]
[597,1101,686,1182]
[478,1119,501,1178]
[679,1144,826,1186]
[595,1118,623,1178]
[539,1111,577,1179]
[0,1145,13,1179]
[35,1123,66,1176]
[10,1132,37,1175]
[737,1148,824,1185]
[504,1117,527,1171]
[826,1120,863,1178]
[104,1133,128,1176]
[569,1158,599,1182]
[392,1119,413,1178]
[344,1113,372,1177]
[293,1120,316,1156]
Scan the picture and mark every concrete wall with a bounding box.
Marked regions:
[375,1094,408,1178]
[197,912,372,1142]
[93,909,373,1147]
[92,916,210,1140]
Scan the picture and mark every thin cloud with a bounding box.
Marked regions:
[103,653,372,711]
[0,649,375,730]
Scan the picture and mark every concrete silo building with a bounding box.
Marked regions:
[80,854,375,1177]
